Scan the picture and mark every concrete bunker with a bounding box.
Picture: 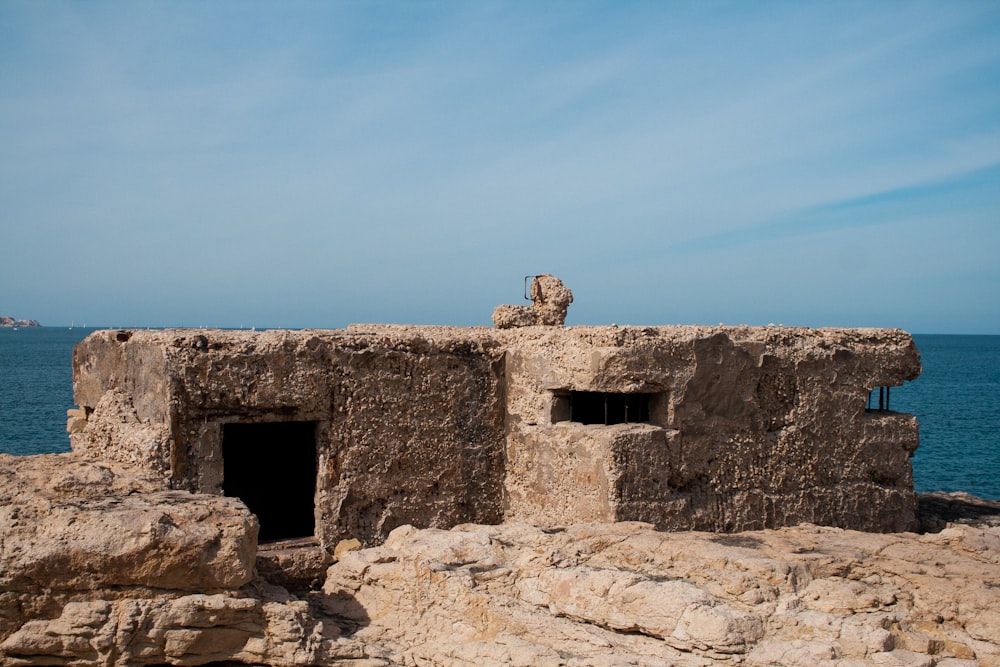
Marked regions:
[222,420,318,543]
[69,323,924,548]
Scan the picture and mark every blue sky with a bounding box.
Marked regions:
[2,2,998,333]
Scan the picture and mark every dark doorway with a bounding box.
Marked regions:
[222,421,317,543]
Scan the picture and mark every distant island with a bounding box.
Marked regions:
[0,316,41,328]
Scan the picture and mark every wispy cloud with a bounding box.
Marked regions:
[669,162,1000,255]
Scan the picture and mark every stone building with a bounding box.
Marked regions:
[68,322,922,548]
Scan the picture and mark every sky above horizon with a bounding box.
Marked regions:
[2,2,999,334]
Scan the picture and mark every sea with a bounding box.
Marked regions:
[0,327,998,499]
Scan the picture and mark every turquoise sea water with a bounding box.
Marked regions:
[0,326,89,456]
[894,334,1000,499]
[1,327,997,499]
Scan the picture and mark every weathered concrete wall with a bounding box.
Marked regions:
[71,327,507,547]
[71,330,173,476]
[70,323,921,543]
[500,325,921,532]
[321,328,506,545]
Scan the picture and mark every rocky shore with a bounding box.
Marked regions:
[0,316,40,327]
[2,453,998,667]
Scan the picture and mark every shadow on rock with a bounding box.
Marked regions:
[315,592,371,638]
[918,491,1000,532]
[709,534,765,549]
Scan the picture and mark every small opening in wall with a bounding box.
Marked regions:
[553,391,654,425]
[866,387,892,412]
[222,421,317,543]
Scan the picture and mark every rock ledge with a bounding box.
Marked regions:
[2,455,999,667]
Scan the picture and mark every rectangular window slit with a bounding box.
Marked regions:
[866,386,892,412]
[552,391,655,425]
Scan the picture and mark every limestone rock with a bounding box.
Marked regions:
[0,455,335,667]
[0,589,340,667]
[917,491,1000,531]
[492,273,574,328]
[3,496,999,666]
[256,541,332,592]
[321,521,1000,666]
[65,407,88,434]
[0,454,257,594]
[334,537,362,560]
